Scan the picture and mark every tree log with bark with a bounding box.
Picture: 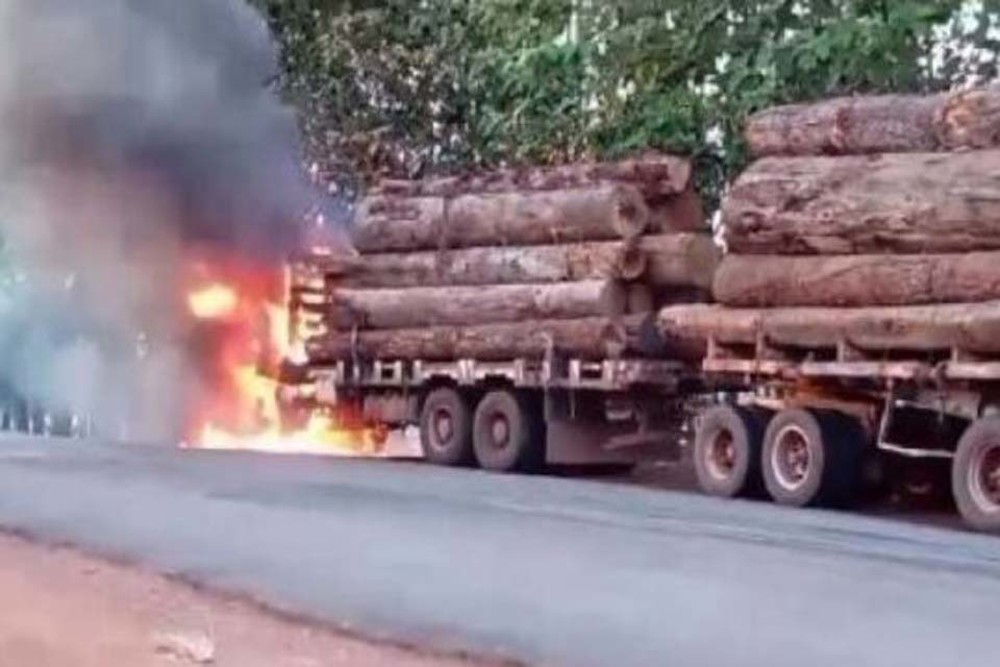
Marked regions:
[645,185,705,233]
[354,184,650,252]
[713,252,1000,308]
[723,151,1000,254]
[371,153,692,202]
[306,315,673,362]
[745,86,1000,157]
[337,233,717,289]
[327,280,627,330]
[658,301,1000,355]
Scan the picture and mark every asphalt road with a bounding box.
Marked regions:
[0,437,997,666]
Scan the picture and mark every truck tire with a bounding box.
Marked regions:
[693,405,768,498]
[473,390,544,473]
[952,416,1000,533]
[419,388,474,467]
[762,409,864,508]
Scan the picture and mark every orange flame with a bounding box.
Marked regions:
[184,274,380,457]
[188,283,239,320]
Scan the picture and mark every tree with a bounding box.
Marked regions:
[250,0,1000,199]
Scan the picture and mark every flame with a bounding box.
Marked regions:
[183,271,380,457]
[188,283,239,320]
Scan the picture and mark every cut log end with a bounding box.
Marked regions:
[615,243,648,281]
[612,185,651,239]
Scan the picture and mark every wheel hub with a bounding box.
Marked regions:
[970,443,1000,513]
[773,425,811,491]
[490,414,510,448]
[706,429,737,480]
[432,410,454,445]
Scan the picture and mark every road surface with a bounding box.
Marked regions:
[0,532,470,667]
[0,436,997,666]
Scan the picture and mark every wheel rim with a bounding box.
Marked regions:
[705,428,737,481]
[489,413,511,450]
[968,442,1000,514]
[771,425,811,492]
[430,409,454,449]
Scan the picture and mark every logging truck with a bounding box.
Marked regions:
[281,254,1000,532]
[660,302,1000,533]
[280,251,703,470]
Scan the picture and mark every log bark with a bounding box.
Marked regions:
[658,301,1000,355]
[305,316,661,362]
[329,281,627,330]
[340,241,641,289]
[723,151,1000,255]
[641,234,720,290]
[646,186,706,232]
[288,252,362,292]
[745,86,1000,158]
[746,94,941,157]
[371,153,692,201]
[337,234,716,290]
[714,252,1000,308]
[354,184,649,252]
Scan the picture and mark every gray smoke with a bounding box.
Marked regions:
[0,0,323,440]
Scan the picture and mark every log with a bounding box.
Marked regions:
[647,186,706,233]
[339,241,642,289]
[745,86,1000,157]
[329,281,627,330]
[723,151,1000,255]
[938,86,1000,151]
[746,94,941,157]
[287,252,362,292]
[658,301,1000,355]
[641,234,720,290]
[714,252,1000,308]
[371,153,692,201]
[354,184,649,252]
[337,234,716,290]
[305,316,662,362]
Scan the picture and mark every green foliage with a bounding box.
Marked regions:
[250,0,1000,197]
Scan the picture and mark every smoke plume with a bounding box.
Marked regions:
[0,0,323,440]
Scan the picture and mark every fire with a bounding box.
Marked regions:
[183,269,380,457]
[187,283,239,320]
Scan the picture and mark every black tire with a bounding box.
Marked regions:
[473,390,544,473]
[952,416,1000,533]
[419,387,474,467]
[693,405,768,498]
[762,409,864,508]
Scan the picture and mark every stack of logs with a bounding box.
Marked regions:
[659,86,1000,358]
[301,154,719,362]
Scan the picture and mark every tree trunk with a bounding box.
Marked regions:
[371,153,692,201]
[746,94,941,158]
[658,302,1000,355]
[745,87,1000,158]
[305,316,659,362]
[723,151,1000,254]
[647,186,706,232]
[641,234,720,290]
[339,241,637,288]
[328,280,627,330]
[354,184,649,252]
[714,252,1000,308]
[337,233,716,290]
[288,252,361,293]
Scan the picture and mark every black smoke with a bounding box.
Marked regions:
[0,0,326,440]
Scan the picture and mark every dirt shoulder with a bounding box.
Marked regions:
[0,531,488,667]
